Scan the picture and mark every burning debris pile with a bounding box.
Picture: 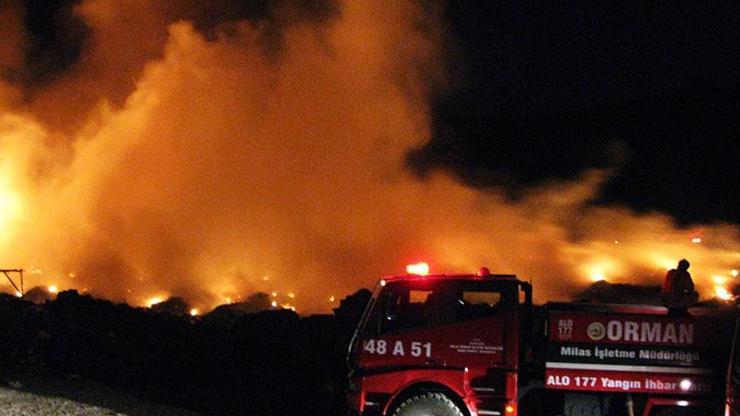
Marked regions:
[0,289,369,416]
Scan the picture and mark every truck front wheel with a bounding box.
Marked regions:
[391,392,464,416]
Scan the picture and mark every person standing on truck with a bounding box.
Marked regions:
[662,259,699,313]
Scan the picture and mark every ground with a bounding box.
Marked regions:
[0,375,200,416]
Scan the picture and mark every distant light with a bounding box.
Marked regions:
[406,262,429,276]
[15,290,22,298]
[262,275,269,281]
[328,295,335,302]
[48,285,59,294]
[189,308,199,316]
[271,291,277,297]
[680,379,692,391]
[505,405,515,414]
[69,272,76,278]
[287,292,295,299]
[677,400,689,407]
[225,297,233,304]
[379,279,386,287]
[732,269,739,277]
[271,300,278,308]
[691,237,702,244]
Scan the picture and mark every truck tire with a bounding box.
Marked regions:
[391,392,464,416]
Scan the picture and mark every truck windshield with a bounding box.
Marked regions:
[362,279,507,336]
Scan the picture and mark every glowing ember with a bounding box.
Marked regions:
[328,295,335,302]
[271,300,278,308]
[189,308,199,316]
[271,291,278,297]
[287,292,295,299]
[406,262,430,276]
[48,285,58,294]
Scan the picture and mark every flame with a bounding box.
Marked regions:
[48,285,59,294]
[590,272,606,282]
[146,297,164,307]
[715,286,732,301]
[712,275,727,285]
[0,177,22,245]
[580,258,622,283]
[189,308,199,316]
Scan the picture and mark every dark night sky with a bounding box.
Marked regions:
[410,1,740,225]
[11,0,740,225]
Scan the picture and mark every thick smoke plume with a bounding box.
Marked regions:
[0,0,738,312]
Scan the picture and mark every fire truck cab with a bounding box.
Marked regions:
[347,267,730,416]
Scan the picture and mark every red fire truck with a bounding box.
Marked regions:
[347,267,732,416]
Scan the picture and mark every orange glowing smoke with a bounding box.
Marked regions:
[0,0,738,313]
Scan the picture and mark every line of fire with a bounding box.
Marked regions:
[2,257,740,416]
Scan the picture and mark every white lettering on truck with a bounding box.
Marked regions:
[363,339,431,357]
[603,321,694,344]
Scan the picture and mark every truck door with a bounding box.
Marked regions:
[355,279,516,370]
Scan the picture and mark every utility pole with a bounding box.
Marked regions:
[1,269,24,297]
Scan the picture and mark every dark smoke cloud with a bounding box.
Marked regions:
[1,0,339,131]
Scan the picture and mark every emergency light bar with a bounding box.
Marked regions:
[406,262,429,276]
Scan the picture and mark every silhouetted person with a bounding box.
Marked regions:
[662,259,698,314]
